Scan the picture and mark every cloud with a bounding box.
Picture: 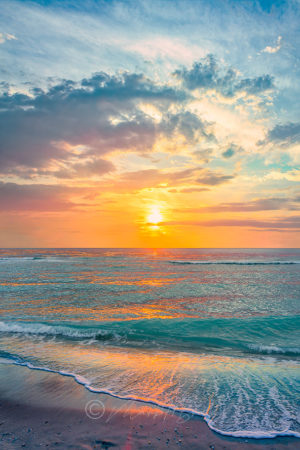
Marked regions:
[118,167,198,190]
[173,54,274,97]
[162,216,300,230]
[0,182,78,211]
[180,197,299,213]
[265,122,300,145]
[126,36,206,66]
[0,156,116,180]
[51,157,115,179]
[0,58,275,184]
[262,36,282,54]
[0,32,17,44]
[193,148,213,163]
[160,111,212,143]
[177,187,210,193]
[0,71,187,176]
[116,166,232,190]
[200,216,300,229]
[196,170,235,185]
[264,169,300,182]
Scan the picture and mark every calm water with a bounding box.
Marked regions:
[0,248,299,438]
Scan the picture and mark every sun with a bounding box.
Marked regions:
[147,206,163,224]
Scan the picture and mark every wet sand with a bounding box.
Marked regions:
[0,363,298,449]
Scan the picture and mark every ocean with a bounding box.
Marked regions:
[0,248,299,439]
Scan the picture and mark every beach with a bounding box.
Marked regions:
[0,363,299,449]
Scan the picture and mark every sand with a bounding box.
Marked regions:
[0,363,298,449]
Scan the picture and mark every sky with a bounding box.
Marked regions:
[0,0,299,248]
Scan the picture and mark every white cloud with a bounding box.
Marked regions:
[265,169,300,181]
[0,32,17,44]
[262,36,282,54]
[127,37,206,66]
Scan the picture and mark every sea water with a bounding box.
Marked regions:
[0,248,299,438]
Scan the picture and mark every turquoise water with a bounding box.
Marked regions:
[0,248,299,438]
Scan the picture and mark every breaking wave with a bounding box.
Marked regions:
[1,316,299,357]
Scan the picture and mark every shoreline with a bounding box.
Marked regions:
[2,358,300,440]
[0,363,299,449]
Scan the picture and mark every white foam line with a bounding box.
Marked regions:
[0,321,117,340]
[0,358,299,440]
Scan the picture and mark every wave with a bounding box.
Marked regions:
[0,355,299,439]
[0,256,68,263]
[246,344,300,355]
[169,260,300,265]
[1,316,299,357]
[0,321,119,341]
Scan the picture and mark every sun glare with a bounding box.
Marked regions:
[147,206,163,224]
